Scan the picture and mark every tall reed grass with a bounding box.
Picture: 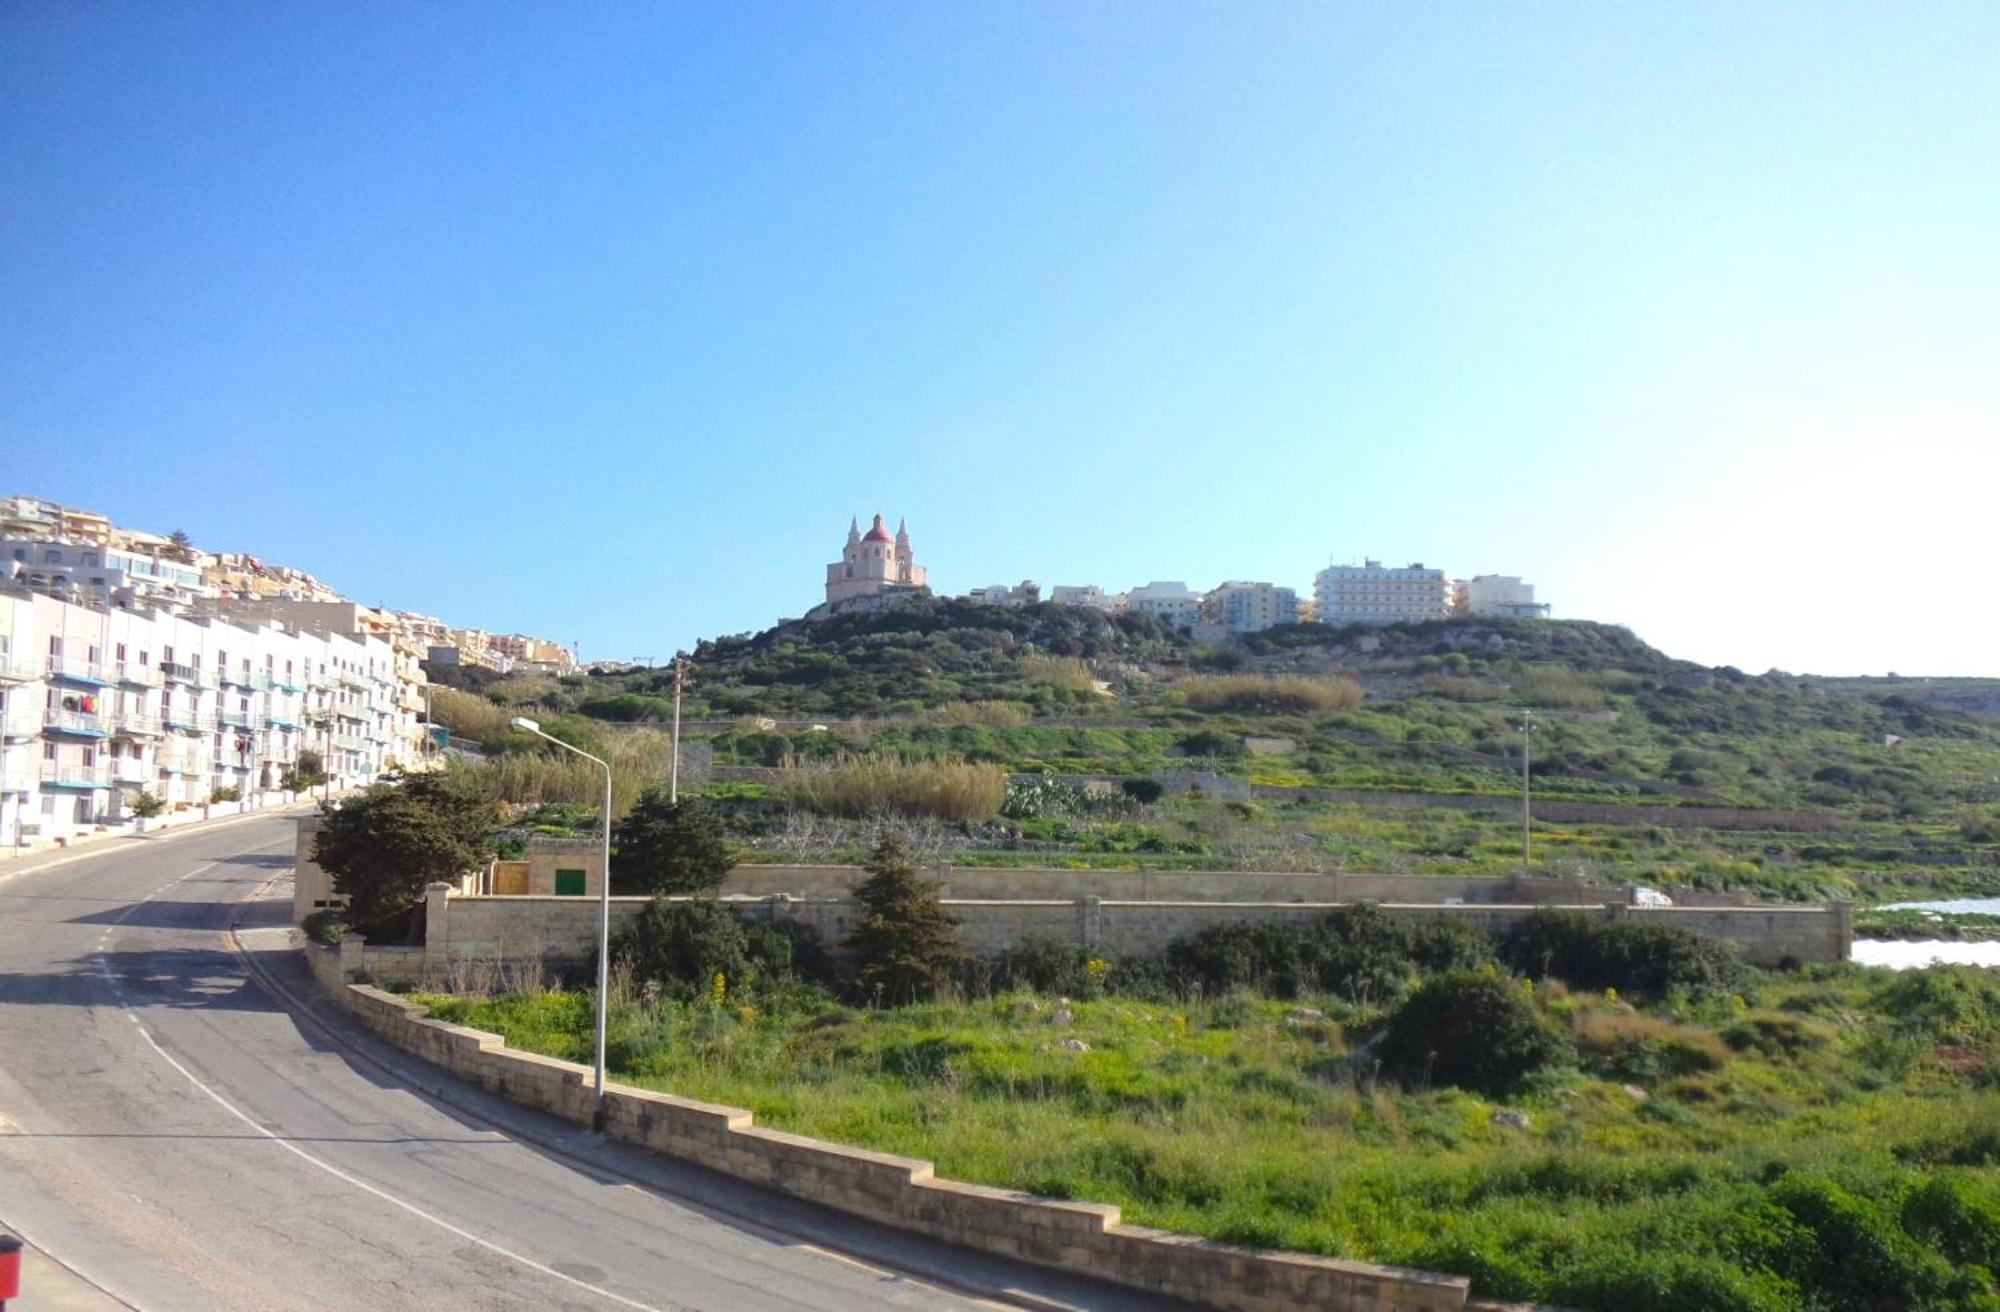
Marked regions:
[1177,673,1363,715]
[775,754,1006,821]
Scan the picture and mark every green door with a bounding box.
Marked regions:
[554,868,587,897]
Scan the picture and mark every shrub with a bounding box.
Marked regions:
[777,755,1005,822]
[1378,971,1566,1094]
[1119,776,1166,805]
[1306,904,1492,1005]
[1499,909,1744,997]
[611,789,735,896]
[1178,674,1363,715]
[1163,922,1310,997]
[1876,965,2000,1044]
[612,897,748,994]
[1174,729,1243,759]
[210,786,242,803]
[1767,1174,1957,1308]
[1900,1174,2000,1269]
[131,790,165,819]
[301,909,348,947]
[990,938,1102,998]
[1573,1009,1732,1083]
[845,833,967,1005]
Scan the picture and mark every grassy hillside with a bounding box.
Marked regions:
[428,607,2000,904]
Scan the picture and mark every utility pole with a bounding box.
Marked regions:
[1520,710,1533,871]
[669,654,685,803]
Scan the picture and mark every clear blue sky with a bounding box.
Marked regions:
[4,4,1994,675]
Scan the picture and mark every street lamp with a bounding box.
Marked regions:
[510,715,614,1127]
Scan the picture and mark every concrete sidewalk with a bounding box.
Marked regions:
[0,799,319,889]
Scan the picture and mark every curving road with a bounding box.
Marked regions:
[0,815,1179,1312]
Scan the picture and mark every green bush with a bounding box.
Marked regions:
[1767,1174,1957,1308]
[613,897,750,995]
[1119,776,1166,805]
[845,834,967,1005]
[131,790,165,819]
[1876,965,2000,1044]
[301,909,348,947]
[1163,922,1310,996]
[1378,971,1566,1094]
[1901,1174,2000,1270]
[1500,909,1744,998]
[990,938,1103,998]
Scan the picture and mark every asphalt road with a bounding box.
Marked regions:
[0,816,1179,1312]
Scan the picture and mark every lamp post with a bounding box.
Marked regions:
[510,715,613,1127]
[669,654,685,803]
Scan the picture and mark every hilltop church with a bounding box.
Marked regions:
[811,514,930,619]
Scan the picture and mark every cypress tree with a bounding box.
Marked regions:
[844,832,966,1005]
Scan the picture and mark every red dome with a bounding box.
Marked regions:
[861,514,893,543]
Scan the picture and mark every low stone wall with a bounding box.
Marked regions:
[414,888,1850,973]
[719,864,1606,906]
[308,959,1486,1312]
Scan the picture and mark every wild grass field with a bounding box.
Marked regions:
[421,961,2000,1311]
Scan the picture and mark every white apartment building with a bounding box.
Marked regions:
[1049,585,1115,611]
[1456,575,1551,619]
[1200,581,1300,633]
[0,589,425,849]
[1125,581,1203,630]
[967,581,1042,606]
[1314,560,1452,626]
[3,534,214,611]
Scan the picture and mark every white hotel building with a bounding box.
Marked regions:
[1314,560,1454,626]
[0,589,428,849]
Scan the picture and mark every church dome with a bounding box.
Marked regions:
[862,515,893,543]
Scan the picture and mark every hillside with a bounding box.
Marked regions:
[429,606,2000,904]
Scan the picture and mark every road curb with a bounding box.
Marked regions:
[223,877,1111,1312]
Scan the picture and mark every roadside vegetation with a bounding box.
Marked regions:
[418,897,2000,1311]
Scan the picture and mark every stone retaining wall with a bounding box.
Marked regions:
[719,864,1606,906]
[309,958,1500,1312]
[412,888,1849,974]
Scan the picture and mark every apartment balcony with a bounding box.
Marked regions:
[160,661,207,687]
[160,758,203,777]
[39,762,111,789]
[1,713,41,741]
[114,713,164,739]
[267,714,299,732]
[45,656,114,687]
[219,670,257,691]
[217,711,256,732]
[115,662,162,688]
[0,656,43,684]
[111,757,152,785]
[44,708,111,738]
[163,711,208,734]
[273,677,303,694]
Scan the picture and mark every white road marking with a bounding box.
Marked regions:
[94,847,680,1312]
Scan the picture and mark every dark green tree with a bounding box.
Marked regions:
[610,788,734,895]
[313,773,497,931]
[281,747,327,792]
[844,833,966,1005]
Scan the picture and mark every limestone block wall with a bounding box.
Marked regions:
[416,890,1849,972]
[309,964,1490,1312]
[718,864,1602,907]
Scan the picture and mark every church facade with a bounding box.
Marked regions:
[813,514,930,618]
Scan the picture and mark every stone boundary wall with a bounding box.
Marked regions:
[305,956,1512,1312]
[719,864,1612,906]
[413,889,1849,973]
